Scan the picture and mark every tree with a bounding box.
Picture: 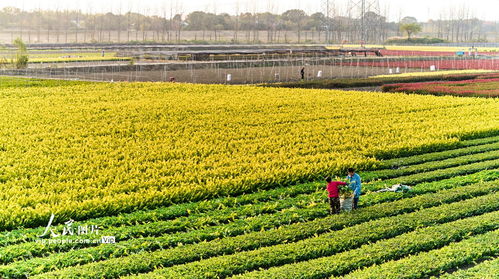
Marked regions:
[307,12,326,42]
[281,9,307,42]
[13,38,28,69]
[0,44,8,68]
[400,23,422,40]
[172,14,183,42]
[400,16,417,24]
[257,12,278,42]
[185,11,208,31]
[364,11,386,42]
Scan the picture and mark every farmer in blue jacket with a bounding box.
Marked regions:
[346,168,362,209]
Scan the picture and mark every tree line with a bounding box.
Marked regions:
[0,7,495,43]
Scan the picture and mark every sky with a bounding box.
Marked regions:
[1,0,498,22]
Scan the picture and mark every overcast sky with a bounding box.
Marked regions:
[1,0,498,21]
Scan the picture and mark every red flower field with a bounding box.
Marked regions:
[380,50,499,57]
[339,58,499,70]
[382,77,499,98]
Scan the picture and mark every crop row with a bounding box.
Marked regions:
[0,191,327,264]
[23,52,119,59]
[438,257,499,279]
[341,229,498,278]
[365,158,499,192]
[380,137,499,168]
[28,184,499,278]
[380,49,499,56]
[360,169,498,207]
[339,44,499,53]
[1,184,318,249]
[382,78,499,98]
[3,142,496,248]
[2,169,496,270]
[28,57,133,63]
[126,208,499,278]
[267,72,499,90]
[370,69,497,79]
[0,172,330,246]
[227,216,499,279]
[362,149,499,181]
[340,59,499,70]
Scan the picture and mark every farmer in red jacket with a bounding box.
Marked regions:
[326,177,347,214]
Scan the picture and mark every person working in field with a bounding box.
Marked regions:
[325,177,348,214]
[346,168,362,209]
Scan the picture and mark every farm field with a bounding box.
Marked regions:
[379,49,499,57]
[0,51,132,64]
[340,58,499,70]
[336,44,499,56]
[42,64,405,83]
[370,69,497,78]
[2,44,497,84]
[265,71,499,92]
[0,77,497,278]
[382,76,499,97]
[340,44,499,52]
[27,56,132,63]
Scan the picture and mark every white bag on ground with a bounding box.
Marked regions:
[376,184,412,193]
[340,197,353,212]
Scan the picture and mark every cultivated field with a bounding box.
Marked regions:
[382,73,499,97]
[41,65,406,83]
[0,76,497,278]
[1,43,497,83]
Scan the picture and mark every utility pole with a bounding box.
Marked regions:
[321,0,334,43]
[347,0,381,43]
[361,0,365,42]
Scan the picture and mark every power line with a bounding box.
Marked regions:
[321,0,335,43]
[347,0,381,43]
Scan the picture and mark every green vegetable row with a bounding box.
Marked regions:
[0,179,322,247]
[4,147,495,249]
[3,136,496,246]
[0,191,327,265]
[363,149,499,181]
[341,229,498,278]
[31,184,499,278]
[2,171,496,275]
[380,137,499,168]
[437,257,499,279]
[360,169,498,207]
[365,158,499,191]
[227,215,498,279]
[4,133,490,244]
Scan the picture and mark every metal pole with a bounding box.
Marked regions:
[361,0,365,42]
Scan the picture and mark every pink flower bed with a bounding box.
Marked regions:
[382,78,499,97]
[380,50,499,57]
[339,59,499,70]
